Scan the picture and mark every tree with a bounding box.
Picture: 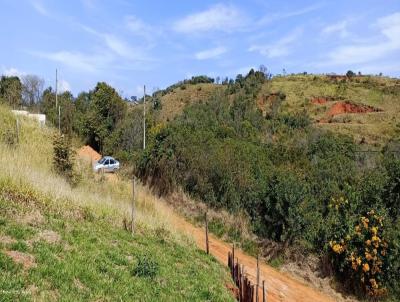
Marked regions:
[0,76,22,108]
[41,88,75,135]
[40,87,57,125]
[346,70,356,78]
[84,82,127,152]
[21,74,44,106]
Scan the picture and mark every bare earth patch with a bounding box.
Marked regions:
[74,278,87,291]
[0,235,17,245]
[280,256,358,302]
[28,230,61,246]
[17,210,44,226]
[5,250,36,270]
[328,101,382,116]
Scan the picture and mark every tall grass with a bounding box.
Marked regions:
[0,105,186,242]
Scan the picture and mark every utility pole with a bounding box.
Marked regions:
[58,105,61,134]
[55,69,58,109]
[143,85,146,150]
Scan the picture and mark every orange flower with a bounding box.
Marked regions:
[363,263,370,272]
[365,252,373,261]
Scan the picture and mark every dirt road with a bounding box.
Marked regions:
[168,209,335,302]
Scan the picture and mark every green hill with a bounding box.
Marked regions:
[0,105,234,302]
[149,74,400,146]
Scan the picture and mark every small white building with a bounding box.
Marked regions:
[11,110,46,127]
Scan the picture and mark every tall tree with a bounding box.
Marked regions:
[21,74,44,106]
[84,82,127,152]
[0,76,22,108]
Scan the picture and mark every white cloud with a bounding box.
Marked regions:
[248,28,303,58]
[58,79,71,93]
[195,46,227,60]
[258,3,322,25]
[81,25,149,60]
[173,4,248,33]
[3,67,27,78]
[30,0,49,16]
[125,16,154,37]
[321,20,350,38]
[325,12,400,66]
[103,34,134,58]
[36,50,113,73]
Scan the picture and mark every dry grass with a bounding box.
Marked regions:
[155,83,221,122]
[0,105,188,243]
[261,75,400,146]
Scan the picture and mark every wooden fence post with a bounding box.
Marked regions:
[205,211,209,254]
[15,118,19,144]
[262,280,266,302]
[131,177,136,235]
[232,243,235,277]
[256,255,260,302]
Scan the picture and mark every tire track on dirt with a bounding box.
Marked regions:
[168,210,335,302]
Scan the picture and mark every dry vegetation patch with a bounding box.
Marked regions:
[5,250,36,270]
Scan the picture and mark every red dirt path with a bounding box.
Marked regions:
[168,209,335,302]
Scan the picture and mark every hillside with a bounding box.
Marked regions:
[0,105,235,301]
[137,71,400,300]
[150,74,400,146]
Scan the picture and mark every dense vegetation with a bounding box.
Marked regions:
[1,69,400,299]
[137,71,400,299]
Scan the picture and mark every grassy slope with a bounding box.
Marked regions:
[266,75,400,146]
[0,105,234,302]
[152,75,400,146]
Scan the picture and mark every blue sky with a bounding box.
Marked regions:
[1,0,399,97]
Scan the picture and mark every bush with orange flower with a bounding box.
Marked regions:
[327,198,390,298]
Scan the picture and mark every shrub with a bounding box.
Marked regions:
[53,134,80,186]
[326,197,391,298]
[132,254,159,278]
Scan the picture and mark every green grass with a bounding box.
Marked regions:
[0,104,235,301]
[0,177,234,302]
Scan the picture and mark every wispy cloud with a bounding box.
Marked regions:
[323,12,400,66]
[35,50,113,73]
[3,67,27,78]
[81,25,151,61]
[125,16,157,37]
[195,46,227,60]
[173,3,248,33]
[258,3,322,25]
[30,0,49,16]
[58,79,71,92]
[321,20,350,38]
[248,28,303,58]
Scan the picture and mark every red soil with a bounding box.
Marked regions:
[77,145,101,163]
[167,206,335,302]
[328,101,381,116]
[311,97,329,105]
